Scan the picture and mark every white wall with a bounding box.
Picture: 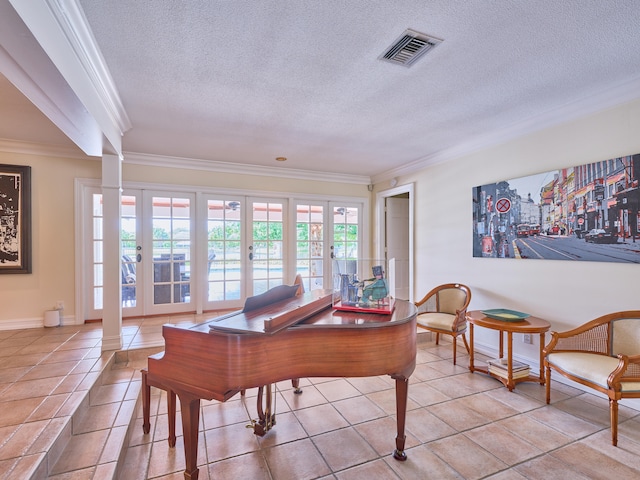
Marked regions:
[392,98,640,361]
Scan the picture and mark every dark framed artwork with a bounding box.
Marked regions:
[473,154,640,263]
[0,164,32,273]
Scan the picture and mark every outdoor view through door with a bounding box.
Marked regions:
[86,187,363,319]
[151,196,191,306]
[252,201,284,295]
[332,205,359,267]
[207,199,242,302]
[296,203,324,292]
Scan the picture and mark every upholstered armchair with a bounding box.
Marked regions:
[543,310,640,446]
[415,283,472,365]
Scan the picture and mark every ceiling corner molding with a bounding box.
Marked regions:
[9,0,131,154]
[372,74,640,184]
[123,152,371,185]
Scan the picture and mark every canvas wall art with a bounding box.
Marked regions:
[0,164,32,273]
[472,154,640,263]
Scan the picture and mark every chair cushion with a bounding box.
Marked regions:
[417,312,465,332]
[547,352,640,392]
[439,289,466,315]
[611,318,640,356]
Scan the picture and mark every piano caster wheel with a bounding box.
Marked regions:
[293,387,303,395]
[393,449,407,461]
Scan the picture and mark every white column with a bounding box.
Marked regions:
[101,154,123,351]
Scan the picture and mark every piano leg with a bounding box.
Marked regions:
[168,389,177,447]
[292,378,303,394]
[392,375,409,461]
[141,369,177,447]
[141,369,150,434]
[253,384,276,436]
[177,392,202,480]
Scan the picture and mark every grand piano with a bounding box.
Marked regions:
[142,281,417,480]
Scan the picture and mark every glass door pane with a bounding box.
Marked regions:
[121,194,139,311]
[332,204,360,281]
[206,198,243,304]
[295,203,325,292]
[88,191,142,317]
[251,200,284,295]
[151,196,192,307]
[91,193,104,314]
[332,205,359,262]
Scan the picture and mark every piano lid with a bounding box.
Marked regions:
[209,289,333,335]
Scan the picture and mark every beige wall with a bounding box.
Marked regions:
[0,151,370,328]
[2,98,639,334]
[122,163,366,198]
[0,151,100,327]
[386,98,640,357]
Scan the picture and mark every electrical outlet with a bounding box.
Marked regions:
[55,300,64,310]
[522,333,532,344]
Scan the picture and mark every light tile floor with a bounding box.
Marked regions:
[1,314,639,480]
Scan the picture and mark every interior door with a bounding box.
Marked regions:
[386,196,410,300]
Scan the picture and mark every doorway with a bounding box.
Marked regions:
[377,184,413,302]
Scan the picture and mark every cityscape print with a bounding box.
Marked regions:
[473,154,640,263]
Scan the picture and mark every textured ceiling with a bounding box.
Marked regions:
[3,1,640,180]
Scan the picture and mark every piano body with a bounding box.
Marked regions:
[142,286,417,480]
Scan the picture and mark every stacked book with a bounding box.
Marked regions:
[487,358,530,379]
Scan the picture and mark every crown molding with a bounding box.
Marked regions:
[124,151,371,185]
[46,0,131,133]
[372,74,640,184]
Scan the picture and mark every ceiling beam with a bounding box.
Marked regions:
[5,0,130,156]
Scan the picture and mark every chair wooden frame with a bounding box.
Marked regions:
[543,310,640,446]
[415,283,471,365]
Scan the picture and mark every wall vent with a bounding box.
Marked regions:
[379,29,443,67]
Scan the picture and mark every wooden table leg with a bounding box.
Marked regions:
[507,331,514,391]
[538,332,545,384]
[468,323,475,372]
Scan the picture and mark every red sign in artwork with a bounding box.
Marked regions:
[496,197,511,213]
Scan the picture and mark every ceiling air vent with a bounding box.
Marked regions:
[379,29,443,67]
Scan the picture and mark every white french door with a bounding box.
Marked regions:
[84,188,195,318]
[249,198,286,295]
[291,200,362,293]
[81,180,365,319]
[293,201,326,292]
[85,188,143,319]
[331,202,361,265]
[203,196,245,311]
[146,191,195,315]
